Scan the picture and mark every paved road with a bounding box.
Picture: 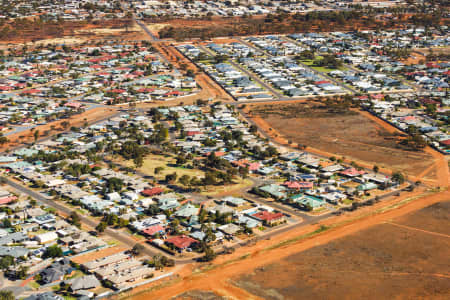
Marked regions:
[135,18,159,42]
[2,177,173,259]
[197,44,284,100]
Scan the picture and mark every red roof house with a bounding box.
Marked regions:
[111,89,126,94]
[283,181,314,190]
[21,89,41,95]
[165,235,198,250]
[186,130,201,136]
[0,196,17,205]
[141,187,164,197]
[142,225,165,237]
[340,168,366,177]
[251,211,285,225]
[439,139,450,146]
[65,102,83,109]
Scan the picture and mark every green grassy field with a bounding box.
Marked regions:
[299,56,347,73]
[123,154,205,180]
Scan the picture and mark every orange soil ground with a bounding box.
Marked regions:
[243,102,441,184]
[148,14,425,40]
[0,106,118,152]
[0,20,141,45]
[234,201,450,300]
[72,246,127,265]
[125,187,449,300]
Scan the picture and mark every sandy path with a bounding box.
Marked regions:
[1,107,118,151]
[386,222,450,239]
[151,42,232,102]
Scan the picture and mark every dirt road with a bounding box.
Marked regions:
[1,106,119,152]
[125,185,449,299]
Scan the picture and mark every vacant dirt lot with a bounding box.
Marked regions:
[1,106,118,152]
[247,102,435,177]
[0,20,142,45]
[71,245,127,264]
[172,290,225,300]
[234,201,450,300]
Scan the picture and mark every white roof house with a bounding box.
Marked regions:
[36,232,59,244]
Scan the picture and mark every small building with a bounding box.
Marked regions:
[142,225,165,237]
[250,211,285,226]
[36,232,59,244]
[291,194,325,210]
[141,187,164,197]
[64,275,101,292]
[258,184,287,199]
[165,235,199,251]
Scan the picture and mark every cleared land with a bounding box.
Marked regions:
[0,20,144,46]
[127,188,450,300]
[1,106,118,152]
[246,102,435,177]
[233,201,450,300]
[71,246,127,265]
[151,13,429,41]
[172,290,225,300]
[200,178,254,197]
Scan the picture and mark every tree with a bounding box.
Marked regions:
[16,265,28,279]
[0,134,8,145]
[176,155,187,165]
[0,256,14,271]
[373,165,379,173]
[132,243,145,256]
[96,222,107,233]
[69,211,81,227]
[33,130,40,142]
[202,246,216,262]
[165,172,177,183]
[179,174,190,186]
[148,254,174,270]
[104,214,119,226]
[186,69,195,78]
[168,219,180,235]
[2,219,11,228]
[118,218,129,228]
[29,199,37,207]
[43,245,63,259]
[34,180,46,188]
[61,121,70,130]
[105,177,124,192]
[0,290,14,300]
[203,172,217,186]
[392,171,406,184]
[133,154,144,169]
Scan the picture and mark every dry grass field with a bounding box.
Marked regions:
[233,201,450,300]
[172,290,225,300]
[247,102,435,178]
